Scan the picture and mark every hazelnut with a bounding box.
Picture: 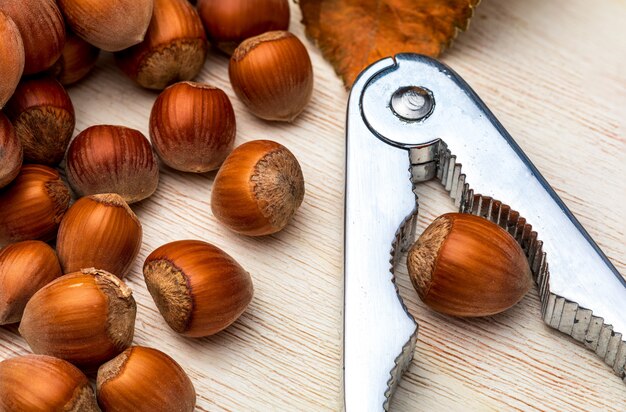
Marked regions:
[0,355,99,411]
[0,11,24,108]
[197,0,290,54]
[0,0,65,74]
[19,268,137,370]
[0,164,71,246]
[56,193,143,278]
[143,240,253,337]
[229,31,313,122]
[97,346,196,412]
[0,240,62,324]
[0,112,22,189]
[65,125,159,203]
[57,0,154,52]
[5,76,75,165]
[211,140,305,236]
[115,0,207,90]
[149,81,236,172]
[51,29,101,86]
[407,213,533,317]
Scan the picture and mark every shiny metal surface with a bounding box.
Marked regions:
[390,86,434,121]
[344,54,626,411]
[344,58,418,412]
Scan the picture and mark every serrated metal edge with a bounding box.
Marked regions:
[382,142,625,409]
[383,186,420,410]
[408,143,626,383]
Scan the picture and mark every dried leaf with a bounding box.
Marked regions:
[300,0,480,88]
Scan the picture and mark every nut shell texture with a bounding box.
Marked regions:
[97,346,196,412]
[0,355,99,411]
[229,31,313,122]
[0,11,24,108]
[66,125,159,203]
[0,0,65,74]
[0,240,62,324]
[0,112,22,188]
[197,0,289,54]
[19,269,137,370]
[143,240,253,337]
[5,77,75,165]
[56,193,143,278]
[51,30,101,86]
[407,213,532,317]
[211,140,305,236]
[115,0,207,90]
[149,82,236,172]
[58,0,154,52]
[0,165,71,246]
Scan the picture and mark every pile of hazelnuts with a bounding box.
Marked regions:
[0,0,309,410]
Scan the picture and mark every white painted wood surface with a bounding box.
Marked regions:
[1,0,625,410]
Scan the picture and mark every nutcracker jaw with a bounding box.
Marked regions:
[344,54,626,411]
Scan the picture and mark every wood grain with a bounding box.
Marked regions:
[0,0,625,410]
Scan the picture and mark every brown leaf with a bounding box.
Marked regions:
[300,0,480,88]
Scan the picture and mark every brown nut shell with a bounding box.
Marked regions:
[57,0,154,52]
[115,0,207,90]
[211,140,305,236]
[0,164,71,246]
[5,76,75,165]
[51,30,101,86]
[19,269,137,370]
[0,240,62,324]
[0,0,65,75]
[0,112,22,188]
[0,355,99,411]
[66,125,159,203]
[143,240,253,337]
[56,193,142,278]
[229,31,313,122]
[149,82,235,172]
[97,346,196,412]
[0,11,24,108]
[407,213,533,317]
[197,0,289,54]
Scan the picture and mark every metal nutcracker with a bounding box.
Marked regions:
[344,53,626,410]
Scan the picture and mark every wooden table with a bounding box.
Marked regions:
[1,0,625,410]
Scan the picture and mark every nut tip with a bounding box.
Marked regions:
[96,347,131,390]
[232,30,292,62]
[88,193,141,227]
